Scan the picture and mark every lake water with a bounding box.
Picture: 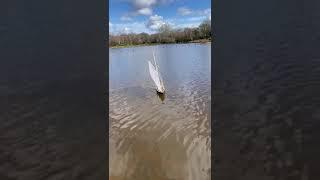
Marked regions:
[213,1,320,179]
[1,2,107,178]
[109,43,211,180]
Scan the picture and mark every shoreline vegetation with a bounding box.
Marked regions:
[109,19,212,48]
[110,39,211,48]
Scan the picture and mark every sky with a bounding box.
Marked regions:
[109,0,211,34]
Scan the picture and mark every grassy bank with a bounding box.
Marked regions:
[189,38,211,43]
[110,38,211,49]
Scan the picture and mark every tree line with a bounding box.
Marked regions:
[109,19,211,47]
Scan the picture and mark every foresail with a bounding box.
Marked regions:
[148,61,162,91]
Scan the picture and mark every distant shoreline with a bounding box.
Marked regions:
[109,38,212,49]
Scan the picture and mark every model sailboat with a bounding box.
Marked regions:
[148,51,165,93]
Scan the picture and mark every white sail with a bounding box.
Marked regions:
[148,60,165,93]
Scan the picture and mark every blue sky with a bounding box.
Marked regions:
[109,0,211,34]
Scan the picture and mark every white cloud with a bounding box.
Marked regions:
[146,14,166,31]
[186,16,207,22]
[131,0,157,8]
[177,7,192,16]
[123,0,175,17]
[123,27,131,34]
[110,2,210,34]
[176,7,211,27]
[177,7,211,18]
[137,7,153,15]
[166,15,209,30]
[129,0,175,8]
[125,0,156,17]
[109,21,151,34]
[120,15,133,21]
[203,8,211,19]
[203,8,211,14]
[151,0,176,5]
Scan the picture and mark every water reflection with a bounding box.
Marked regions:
[156,91,166,102]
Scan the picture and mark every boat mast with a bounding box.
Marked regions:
[152,49,165,90]
[152,50,158,71]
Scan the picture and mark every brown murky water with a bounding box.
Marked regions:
[109,44,211,180]
[213,1,320,179]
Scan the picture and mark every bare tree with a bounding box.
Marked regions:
[199,19,211,39]
[109,19,212,46]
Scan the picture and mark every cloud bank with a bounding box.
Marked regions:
[110,2,211,34]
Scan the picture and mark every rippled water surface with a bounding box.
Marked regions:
[109,44,211,180]
[213,2,320,179]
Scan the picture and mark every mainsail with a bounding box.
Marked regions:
[148,51,165,93]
